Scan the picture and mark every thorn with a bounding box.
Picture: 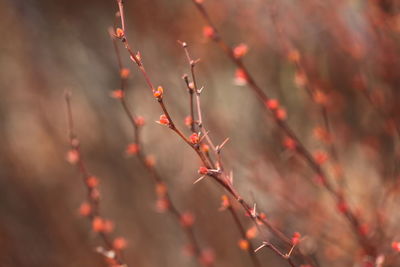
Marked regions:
[217,137,230,152]
[254,242,267,253]
[96,247,116,259]
[193,175,206,184]
[228,170,233,185]
[197,86,204,94]
[200,131,210,142]
[177,40,187,47]
[251,203,257,218]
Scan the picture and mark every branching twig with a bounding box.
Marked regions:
[109,31,210,266]
[112,1,307,266]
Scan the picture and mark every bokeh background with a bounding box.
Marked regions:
[1,0,400,266]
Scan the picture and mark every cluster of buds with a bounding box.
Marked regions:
[92,216,115,233]
[155,182,169,213]
[189,133,200,144]
[265,99,287,121]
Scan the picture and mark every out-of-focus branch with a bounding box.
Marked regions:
[191,0,377,258]
[65,91,127,267]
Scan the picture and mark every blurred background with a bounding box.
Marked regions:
[1,0,400,266]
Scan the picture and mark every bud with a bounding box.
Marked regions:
[110,89,124,99]
[233,44,249,59]
[337,200,348,214]
[86,176,99,188]
[220,195,230,210]
[189,133,199,144]
[314,151,328,165]
[145,155,156,167]
[66,149,79,164]
[115,28,124,39]
[283,137,296,150]
[126,143,140,155]
[294,70,307,87]
[287,49,300,63]
[153,86,164,99]
[313,90,329,106]
[201,144,210,153]
[135,116,145,126]
[155,182,168,197]
[234,68,247,85]
[92,217,105,232]
[238,239,250,251]
[156,197,170,213]
[113,237,127,250]
[79,202,91,217]
[184,116,193,127]
[265,99,279,110]
[276,108,287,120]
[158,114,169,125]
[180,212,195,227]
[392,241,400,252]
[291,232,301,245]
[198,166,208,175]
[246,226,258,239]
[203,26,215,39]
[120,68,130,79]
